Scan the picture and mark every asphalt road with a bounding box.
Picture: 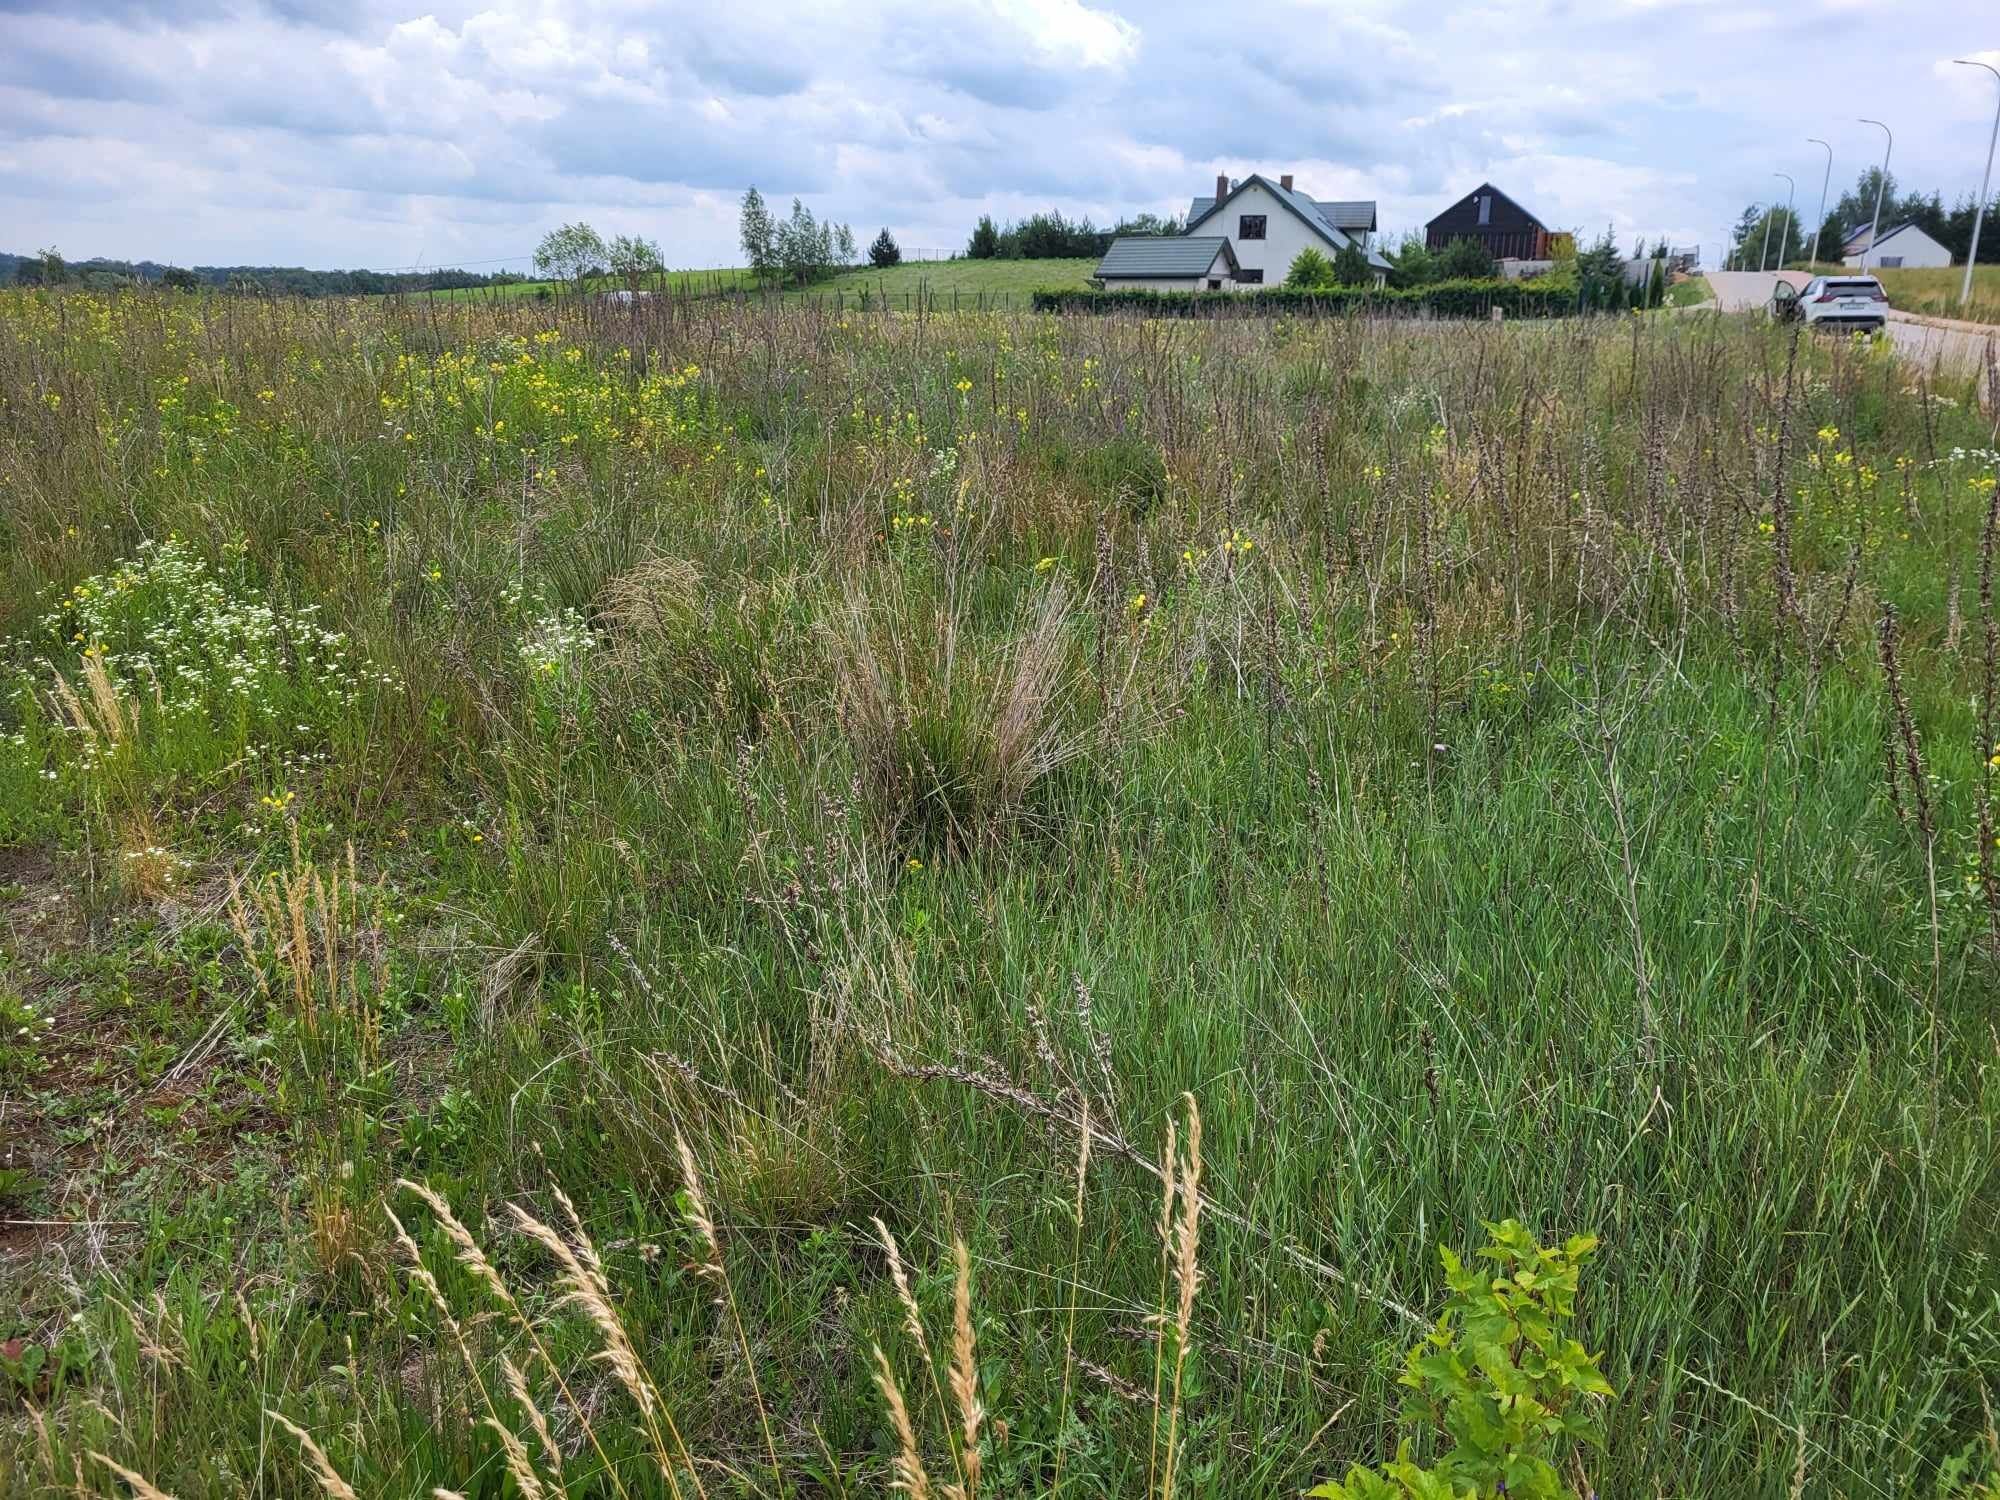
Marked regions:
[1703,269,1995,386]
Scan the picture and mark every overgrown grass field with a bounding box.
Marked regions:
[439,257,1101,305]
[1794,261,2000,325]
[2,290,1999,1498]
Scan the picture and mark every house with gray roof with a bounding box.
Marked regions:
[1094,172,1388,292]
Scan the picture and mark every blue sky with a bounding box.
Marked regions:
[1,0,1995,271]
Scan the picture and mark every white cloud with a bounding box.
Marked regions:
[0,0,1993,270]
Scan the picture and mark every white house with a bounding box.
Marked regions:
[1093,173,1390,291]
[1842,221,1953,269]
[1095,236,1240,292]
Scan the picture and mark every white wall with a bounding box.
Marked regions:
[1192,182,1348,289]
[1845,224,1953,269]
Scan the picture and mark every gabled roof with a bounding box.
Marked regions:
[1186,194,1377,232]
[1869,222,1941,250]
[1185,174,1391,268]
[1425,182,1549,233]
[1096,236,1238,279]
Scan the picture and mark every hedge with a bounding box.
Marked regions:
[1031,278,1583,319]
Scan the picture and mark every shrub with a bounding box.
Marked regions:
[1287,247,1337,289]
[1032,279,1580,319]
[825,577,1088,855]
[1334,241,1376,286]
[1309,1221,1612,1500]
[1437,236,1497,280]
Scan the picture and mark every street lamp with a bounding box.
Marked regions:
[1807,138,1833,267]
[1955,60,2000,305]
[1858,118,1892,269]
[1759,203,1774,272]
[1774,172,1795,269]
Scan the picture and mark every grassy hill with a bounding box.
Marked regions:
[1790,260,2000,324]
[436,257,1100,305]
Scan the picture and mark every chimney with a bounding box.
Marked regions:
[1281,174,1294,192]
[1215,172,1228,202]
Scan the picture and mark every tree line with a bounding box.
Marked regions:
[4,247,529,296]
[1728,167,2000,269]
[965,209,1183,260]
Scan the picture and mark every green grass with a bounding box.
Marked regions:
[437,257,1100,305]
[1664,273,1712,307]
[1789,260,2000,324]
[1,289,1998,1499]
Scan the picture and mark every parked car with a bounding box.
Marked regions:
[1772,274,1888,333]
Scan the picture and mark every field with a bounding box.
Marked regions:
[1793,261,2000,325]
[2,289,1999,1499]
[444,257,1101,306]
[1663,273,1712,308]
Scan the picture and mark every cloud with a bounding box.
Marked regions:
[0,0,1992,270]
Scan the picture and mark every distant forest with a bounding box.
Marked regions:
[1,249,526,297]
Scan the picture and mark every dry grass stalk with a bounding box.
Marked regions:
[502,1353,565,1482]
[483,1416,549,1500]
[1145,1113,1178,1498]
[673,1130,783,1493]
[228,839,377,1068]
[265,1410,359,1500]
[51,652,136,751]
[89,1454,177,1500]
[394,1182,632,1499]
[872,1344,933,1500]
[1051,1099,1092,1496]
[1160,1094,1204,1500]
[948,1238,983,1500]
[505,1202,699,1500]
[1877,606,1934,842]
[872,1217,933,1362]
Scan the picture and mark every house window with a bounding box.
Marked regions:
[1208,278,1222,290]
[1880,256,1903,268]
[1477,195,1492,226]
[1237,268,1264,284]
[1239,214,1267,240]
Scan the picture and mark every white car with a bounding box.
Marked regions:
[1774,275,1888,333]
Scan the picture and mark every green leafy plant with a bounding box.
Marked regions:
[1287,247,1336,289]
[1310,1221,1612,1500]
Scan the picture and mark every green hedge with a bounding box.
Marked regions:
[1031,278,1582,318]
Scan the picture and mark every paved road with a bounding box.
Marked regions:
[1702,270,1995,387]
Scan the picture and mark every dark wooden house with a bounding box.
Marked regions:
[1424,183,1551,260]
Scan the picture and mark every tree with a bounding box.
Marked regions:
[1384,233,1440,288]
[1835,166,1897,236]
[161,266,200,292]
[33,246,66,286]
[740,188,777,283]
[835,223,857,267]
[533,222,607,294]
[607,233,664,293]
[967,215,1001,259]
[1574,227,1625,309]
[869,228,902,268]
[1436,236,1496,280]
[1812,211,1846,267]
[1285,247,1335,289]
[1332,240,1374,287]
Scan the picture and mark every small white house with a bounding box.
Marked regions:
[1094,172,1389,292]
[1842,221,1953,269]
[1095,236,1240,291]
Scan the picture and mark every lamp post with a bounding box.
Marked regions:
[1955,60,2000,305]
[1759,203,1774,273]
[1807,138,1832,267]
[1774,172,1795,270]
[1858,118,1892,269]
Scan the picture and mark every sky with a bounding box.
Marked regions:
[2,0,1998,273]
